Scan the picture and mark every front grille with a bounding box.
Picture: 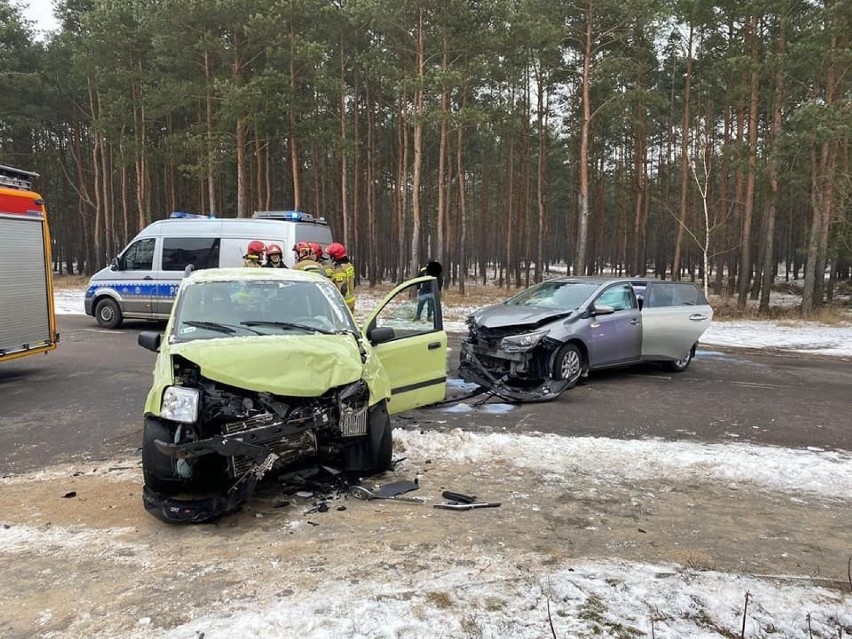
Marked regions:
[471,326,521,348]
[224,416,317,478]
[340,405,368,437]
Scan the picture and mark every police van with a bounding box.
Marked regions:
[85,211,333,328]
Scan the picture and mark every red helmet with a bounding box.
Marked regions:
[326,242,347,260]
[293,241,313,259]
[246,240,266,257]
[310,242,323,260]
[266,243,283,256]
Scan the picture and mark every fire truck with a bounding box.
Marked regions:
[0,164,58,363]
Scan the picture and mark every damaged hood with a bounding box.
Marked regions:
[169,334,364,396]
[471,304,573,329]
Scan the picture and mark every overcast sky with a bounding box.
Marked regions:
[20,0,59,34]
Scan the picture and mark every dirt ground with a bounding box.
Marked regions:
[1,436,849,639]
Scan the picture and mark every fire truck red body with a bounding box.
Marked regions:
[0,165,58,363]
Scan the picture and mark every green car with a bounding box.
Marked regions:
[137,268,446,523]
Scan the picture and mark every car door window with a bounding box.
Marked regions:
[369,280,441,340]
[121,238,155,270]
[162,237,220,271]
[671,283,706,306]
[646,283,675,307]
[594,284,635,311]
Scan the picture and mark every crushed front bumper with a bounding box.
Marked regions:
[143,482,256,524]
[459,340,570,402]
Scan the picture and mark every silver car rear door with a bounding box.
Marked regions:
[640,282,713,360]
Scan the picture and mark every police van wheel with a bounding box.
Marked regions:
[95,298,123,329]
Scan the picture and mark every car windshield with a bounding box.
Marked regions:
[505,281,600,310]
[171,279,357,342]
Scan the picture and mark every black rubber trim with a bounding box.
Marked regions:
[391,376,446,395]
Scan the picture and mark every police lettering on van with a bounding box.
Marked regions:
[85,211,334,328]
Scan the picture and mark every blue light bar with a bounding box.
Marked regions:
[170,211,216,219]
[281,210,303,221]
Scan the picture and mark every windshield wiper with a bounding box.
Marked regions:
[182,320,263,335]
[241,320,336,335]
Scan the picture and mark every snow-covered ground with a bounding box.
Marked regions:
[2,429,851,638]
[54,288,852,357]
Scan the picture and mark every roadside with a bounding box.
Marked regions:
[1,429,851,638]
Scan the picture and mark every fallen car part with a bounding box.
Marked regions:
[433,501,501,510]
[349,484,425,503]
[143,451,280,524]
[434,489,501,511]
[441,490,477,503]
[143,479,254,524]
[368,479,419,498]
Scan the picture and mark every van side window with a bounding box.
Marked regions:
[162,238,220,271]
[122,238,155,270]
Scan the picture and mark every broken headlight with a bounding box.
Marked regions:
[161,386,200,423]
[500,329,548,353]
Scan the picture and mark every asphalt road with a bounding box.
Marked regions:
[1,314,850,475]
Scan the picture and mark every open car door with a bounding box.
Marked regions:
[363,277,447,414]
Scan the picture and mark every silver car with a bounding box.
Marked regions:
[459,277,714,402]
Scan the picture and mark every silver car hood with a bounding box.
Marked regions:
[471,305,573,329]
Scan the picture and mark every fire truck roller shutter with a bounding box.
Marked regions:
[0,214,52,357]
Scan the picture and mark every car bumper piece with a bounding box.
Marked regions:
[459,347,570,403]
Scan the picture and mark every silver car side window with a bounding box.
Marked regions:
[595,284,635,311]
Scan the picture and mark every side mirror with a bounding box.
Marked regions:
[184,264,195,278]
[591,303,615,317]
[368,326,395,345]
[110,257,120,271]
[138,331,162,352]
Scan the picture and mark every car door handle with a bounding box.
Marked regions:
[689,314,709,321]
[427,341,442,350]
[143,276,153,280]
[629,318,640,325]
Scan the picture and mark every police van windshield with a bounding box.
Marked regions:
[171,279,357,341]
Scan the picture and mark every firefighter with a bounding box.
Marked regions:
[311,242,333,277]
[292,241,323,273]
[264,243,287,268]
[326,242,356,311]
[243,240,266,267]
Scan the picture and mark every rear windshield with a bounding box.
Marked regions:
[505,281,599,310]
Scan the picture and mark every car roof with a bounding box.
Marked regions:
[185,267,326,284]
[545,276,700,288]
[544,276,628,285]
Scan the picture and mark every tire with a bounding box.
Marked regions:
[345,401,393,474]
[95,297,123,329]
[142,417,230,495]
[368,403,393,473]
[552,343,584,389]
[141,417,186,496]
[664,346,694,373]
